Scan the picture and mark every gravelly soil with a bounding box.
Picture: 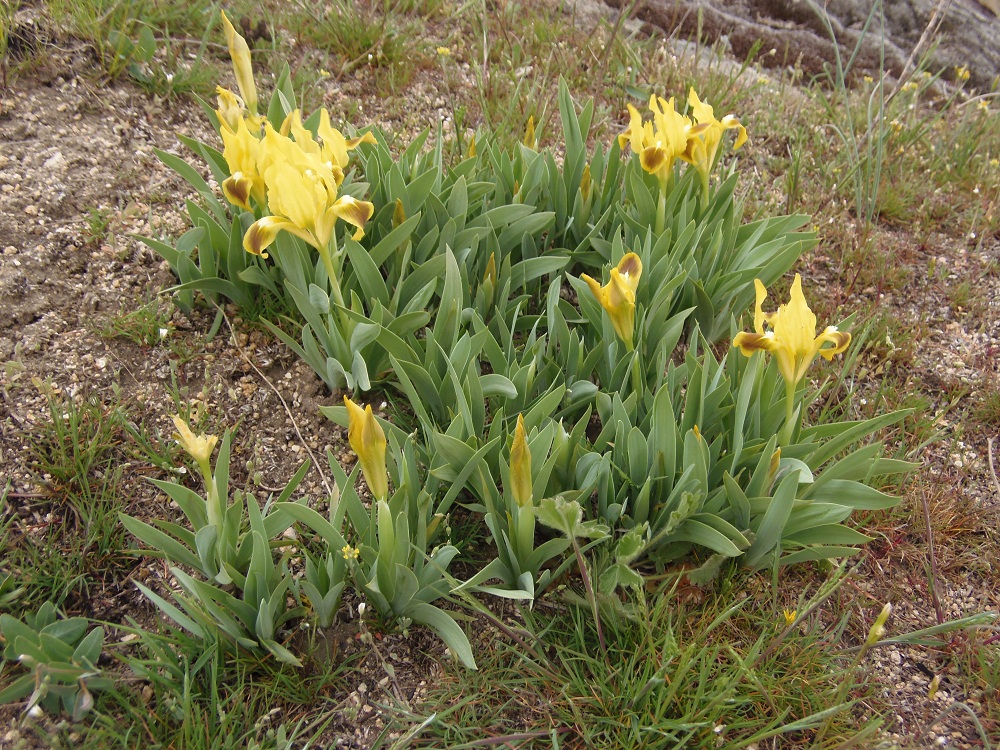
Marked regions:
[1,1,998,747]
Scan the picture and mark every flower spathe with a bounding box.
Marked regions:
[732,274,851,390]
[220,10,257,117]
[344,397,389,502]
[581,253,643,349]
[509,414,532,508]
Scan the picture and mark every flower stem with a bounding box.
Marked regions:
[779,379,797,445]
[655,180,668,235]
[320,235,351,334]
[198,458,221,529]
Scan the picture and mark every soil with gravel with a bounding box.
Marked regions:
[1,1,998,748]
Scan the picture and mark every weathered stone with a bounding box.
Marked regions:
[607,0,1000,92]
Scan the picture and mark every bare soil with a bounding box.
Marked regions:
[1,1,999,748]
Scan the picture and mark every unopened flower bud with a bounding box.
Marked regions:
[866,602,892,646]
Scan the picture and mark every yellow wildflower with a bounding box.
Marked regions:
[242,126,374,257]
[171,415,217,466]
[618,95,692,187]
[581,253,642,349]
[683,88,748,181]
[732,274,851,391]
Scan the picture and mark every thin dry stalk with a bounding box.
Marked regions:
[921,489,946,626]
[988,437,1000,500]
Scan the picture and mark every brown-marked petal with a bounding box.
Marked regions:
[222,173,253,211]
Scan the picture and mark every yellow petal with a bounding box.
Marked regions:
[723,115,748,150]
[344,131,378,150]
[331,195,375,240]
[280,109,320,154]
[615,253,642,294]
[243,216,313,256]
[816,326,851,360]
[778,274,819,363]
[220,117,260,179]
[316,109,349,170]
[509,414,532,507]
[581,273,605,307]
[619,103,644,151]
[639,144,669,175]
[244,216,283,257]
[605,273,636,346]
[222,172,254,211]
[732,330,777,358]
[221,11,257,115]
[263,161,322,242]
[687,88,715,126]
[753,278,768,333]
[215,86,244,133]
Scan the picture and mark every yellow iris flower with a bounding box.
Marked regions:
[683,88,748,179]
[171,415,221,527]
[618,95,692,188]
[343,397,389,502]
[581,253,642,349]
[242,128,374,257]
[171,415,218,466]
[280,109,377,188]
[732,274,851,390]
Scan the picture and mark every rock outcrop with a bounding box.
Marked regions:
[609,0,1000,92]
